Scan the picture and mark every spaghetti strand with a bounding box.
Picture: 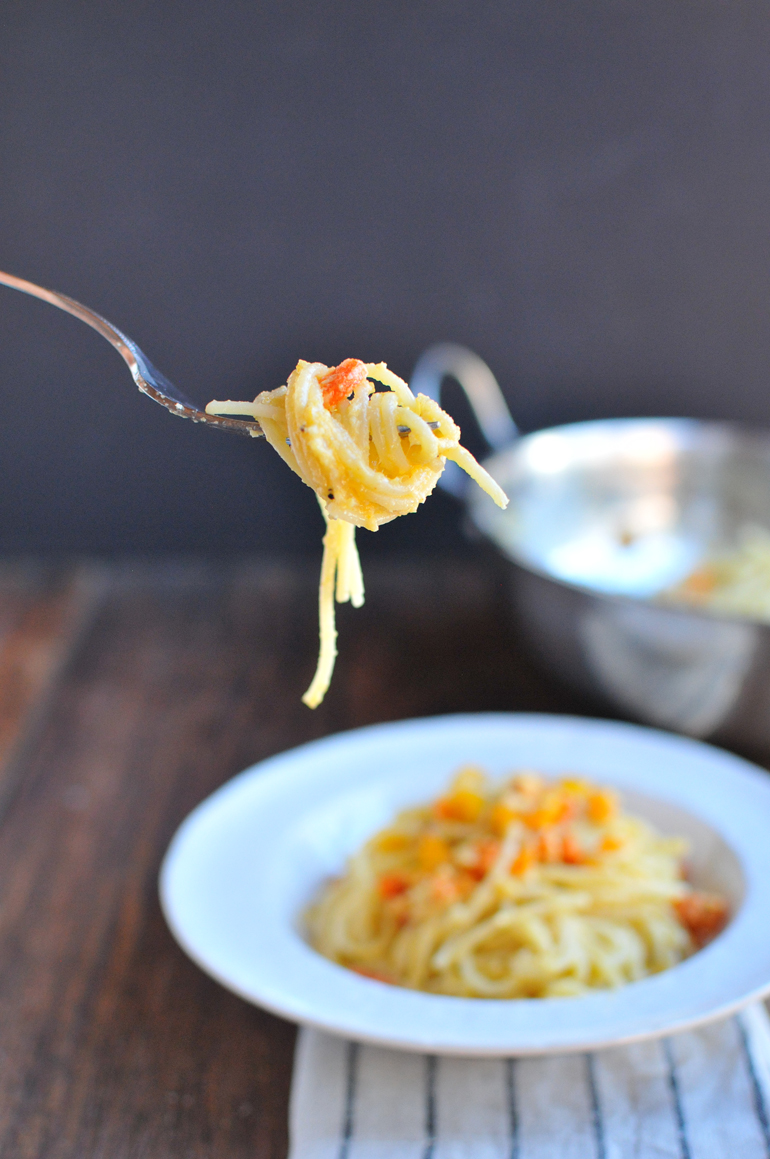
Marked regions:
[207,358,508,705]
[305,767,729,996]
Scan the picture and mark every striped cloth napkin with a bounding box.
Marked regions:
[289,1005,770,1158]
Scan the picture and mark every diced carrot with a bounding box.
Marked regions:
[489,802,518,836]
[417,834,451,871]
[511,844,536,876]
[587,789,617,825]
[680,567,717,597]
[318,359,368,408]
[674,893,729,948]
[526,790,570,829]
[434,789,484,823]
[467,838,500,879]
[454,871,477,899]
[600,833,624,853]
[561,833,584,864]
[378,873,410,899]
[351,966,394,984]
[375,831,409,852]
[560,777,590,796]
[430,869,461,904]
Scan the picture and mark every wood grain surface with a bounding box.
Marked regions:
[0,558,610,1158]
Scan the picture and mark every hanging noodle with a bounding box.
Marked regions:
[206,359,508,706]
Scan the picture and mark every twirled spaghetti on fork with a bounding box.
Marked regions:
[207,359,507,706]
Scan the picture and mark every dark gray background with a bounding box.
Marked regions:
[1,1,769,557]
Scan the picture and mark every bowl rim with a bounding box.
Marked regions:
[159,712,770,1055]
[467,415,770,629]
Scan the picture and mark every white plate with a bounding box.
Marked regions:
[160,713,770,1056]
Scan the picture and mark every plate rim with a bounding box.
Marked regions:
[160,711,770,1055]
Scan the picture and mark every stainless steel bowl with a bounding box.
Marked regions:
[413,344,770,752]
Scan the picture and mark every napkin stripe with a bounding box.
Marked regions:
[290,1009,770,1159]
[424,1055,437,1159]
[337,1040,358,1159]
[586,1053,607,1159]
[664,1038,692,1159]
[506,1059,520,1159]
[738,1017,770,1156]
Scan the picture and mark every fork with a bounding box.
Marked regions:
[0,269,262,437]
[0,269,516,456]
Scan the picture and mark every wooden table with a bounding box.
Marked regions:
[0,557,641,1157]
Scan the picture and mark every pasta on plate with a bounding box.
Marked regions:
[206,359,507,707]
[306,766,728,998]
[665,524,770,624]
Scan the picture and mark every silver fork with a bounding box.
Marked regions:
[0,269,262,437]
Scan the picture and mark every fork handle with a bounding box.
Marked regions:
[0,269,263,437]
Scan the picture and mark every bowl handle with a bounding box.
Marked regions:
[409,343,518,496]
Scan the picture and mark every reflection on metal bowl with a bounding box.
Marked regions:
[412,345,770,752]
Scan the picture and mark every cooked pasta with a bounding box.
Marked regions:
[306,766,728,997]
[206,359,507,706]
[665,524,770,623]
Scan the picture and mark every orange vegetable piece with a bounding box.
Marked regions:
[680,567,718,597]
[560,778,590,796]
[454,871,478,899]
[434,789,484,823]
[351,966,395,984]
[674,892,729,948]
[378,872,410,899]
[318,358,368,408]
[430,873,461,904]
[561,833,584,864]
[587,790,617,825]
[468,838,500,878]
[511,843,536,876]
[600,833,624,853]
[490,802,518,835]
[418,834,451,871]
[375,831,409,852]
[526,790,570,829]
